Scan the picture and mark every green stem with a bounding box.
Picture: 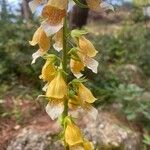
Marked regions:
[62,17,69,150]
[62,18,67,76]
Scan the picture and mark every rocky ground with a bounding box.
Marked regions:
[3,108,142,150]
[0,64,149,150]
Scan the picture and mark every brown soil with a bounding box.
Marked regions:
[0,95,56,150]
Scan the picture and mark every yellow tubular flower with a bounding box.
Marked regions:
[42,0,67,25]
[65,121,83,146]
[47,0,68,10]
[29,26,50,51]
[78,83,97,104]
[39,60,56,82]
[79,36,98,58]
[70,59,85,78]
[42,6,66,25]
[68,95,80,110]
[86,0,100,10]
[70,145,84,150]
[46,71,67,99]
[69,140,94,150]
[83,140,94,150]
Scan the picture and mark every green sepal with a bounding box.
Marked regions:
[42,54,61,62]
[71,29,88,38]
[68,90,76,98]
[70,77,88,88]
[68,47,81,61]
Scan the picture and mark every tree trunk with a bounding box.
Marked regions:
[22,0,31,21]
[69,0,89,29]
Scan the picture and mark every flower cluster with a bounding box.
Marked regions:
[28,0,113,149]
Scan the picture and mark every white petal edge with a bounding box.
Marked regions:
[31,50,45,64]
[74,72,83,79]
[71,69,83,78]
[42,83,49,92]
[45,102,64,120]
[41,21,64,37]
[53,43,62,52]
[29,0,47,13]
[68,0,75,12]
[29,0,40,13]
[34,4,45,17]
[84,57,99,73]
[100,2,114,11]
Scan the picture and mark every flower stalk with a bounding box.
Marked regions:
[27,0,113,149]
[62,17,68,120]
[62,17,69,150]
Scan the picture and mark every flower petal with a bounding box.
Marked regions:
[53,29,63,52]
[46,71,67,99]
[70,145,84,150]
[40,60,56,82]
[65,122,83,146]
[72,72,83,79]
[53,43,63,52]
[34,4,45,17]
[84,57,99,73]
[68,0,75,12]
[29,0,47,13]
[41,20,63,36]
[78,83,97,104]
[47,0,68,10]
[45,102,64,120]
[70,59,84,78]
[31,50,45,64]
[79,37,98,57]
[42,83,49,91]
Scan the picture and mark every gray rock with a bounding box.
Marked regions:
[82,110,142,150]
[7,110,142,150]
[7,127,63,150]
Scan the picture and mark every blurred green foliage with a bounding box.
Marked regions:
[0,4,150,147]
[0,15,43,88]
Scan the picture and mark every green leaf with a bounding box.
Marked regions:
[143,135,150,146]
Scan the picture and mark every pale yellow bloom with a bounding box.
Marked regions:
[86,0,100,10]
[29,26,50,51]
[83,140,94,150]
[79,36,98,58]
[78,83,97,104]
[42,6,66,25]
[65,121,83,146]
[70,59,85,78]
[42,0,67,25]
[46,71,67,99]
[39,60,56,82]
[47,0,68,10]
[68,95,80,110]
[69,140,94,150]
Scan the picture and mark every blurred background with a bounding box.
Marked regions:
[0,0,150,149]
